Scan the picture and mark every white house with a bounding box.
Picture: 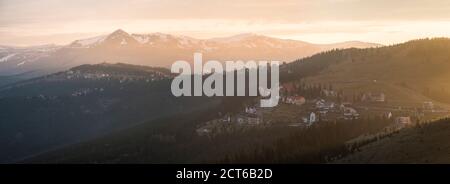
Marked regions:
[316,99,335,110]
[343,107,359,120]
[395,116,412,124]
[322,89,337,97]
[245,106,257,114]
[303,112,317,125]
[386,112,393,119]
[423,101,434,110]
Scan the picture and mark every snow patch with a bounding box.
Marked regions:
[132,34,150,44]
[72,35,107,48]
[16,61,25,66]
[120,39,127,45]
[0,53,17,63]
[177,36,199,46]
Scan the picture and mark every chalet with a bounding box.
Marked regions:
[321,89,337,97]
[386,112,393,119]
[423,101,434,110]
[339,104,346,111]
[196,128,211,136]
[362,92,385,102]
[285,96,306,106]
[245,106,257,114]
[315,99,335,110]
[303,112,317,125]
[395,116,412,124]
[339,102,352,110]
[220,115,231,123]
[236,114,262,126]
[343,107,359,120]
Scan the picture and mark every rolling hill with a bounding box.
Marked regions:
[0,63,222,163]
[282,38,450,106]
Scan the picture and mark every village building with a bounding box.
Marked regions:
[343,107,359,120]
[303,112,317,125]
[196,127,212,136]
[386,112,393,119]
[315,99,335,110]
[362,92,385,102]
[235,113,262,126]
[423,101,434,110]
[321,89,337,97]
[284,96,306,106]
[395,116,412,124]
[245,106,257,114]
[339,102,353,111]
[220,115,231,123]
[339,104,346,111]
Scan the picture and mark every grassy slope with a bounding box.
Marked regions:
[295,38,450,107]
[336,118,450,163]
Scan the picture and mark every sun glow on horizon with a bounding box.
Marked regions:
[1,0,450,46]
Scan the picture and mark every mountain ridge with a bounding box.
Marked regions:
[0,29,381,79]
[68,29,381,49]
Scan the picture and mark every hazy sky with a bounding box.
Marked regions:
[1,0,450,46]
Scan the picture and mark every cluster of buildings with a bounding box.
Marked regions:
[63,70,168,83]
[195,82,444,137]
[26,94,58,100]
[196,93,365,136]
[285,95,361,123]
[196,105,265,136]
[71,88,104,97]
[314,99,360,121]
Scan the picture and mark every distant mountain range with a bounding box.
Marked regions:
[0,29,381,78]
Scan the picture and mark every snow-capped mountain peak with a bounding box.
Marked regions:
[70,29,133,48]
[0,29,382,77]
[106,29,130,40]
[70,35,108,48]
